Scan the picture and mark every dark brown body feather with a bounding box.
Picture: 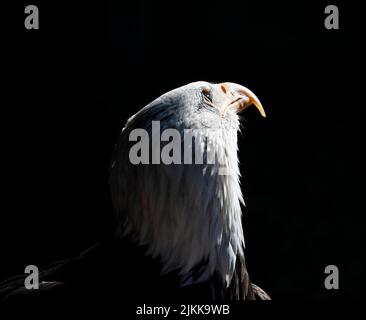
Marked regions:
[227,257,271,300]
[0,236,269,305]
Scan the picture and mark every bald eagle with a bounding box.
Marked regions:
[0,81,270,304]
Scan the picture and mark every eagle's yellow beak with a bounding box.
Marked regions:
[218,82,266,118]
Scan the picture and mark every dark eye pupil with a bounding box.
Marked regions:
[202,89,212,102]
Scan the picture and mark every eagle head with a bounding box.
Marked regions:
[110,81,265,288]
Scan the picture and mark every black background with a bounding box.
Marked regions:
[2,0,365,301]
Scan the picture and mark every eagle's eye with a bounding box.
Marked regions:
[202,87,213,105]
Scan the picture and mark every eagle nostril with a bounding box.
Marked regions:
[220,85,227,94]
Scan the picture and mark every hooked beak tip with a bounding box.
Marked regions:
[219,82,267,118]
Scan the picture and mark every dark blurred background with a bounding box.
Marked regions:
[2,0,365,300]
